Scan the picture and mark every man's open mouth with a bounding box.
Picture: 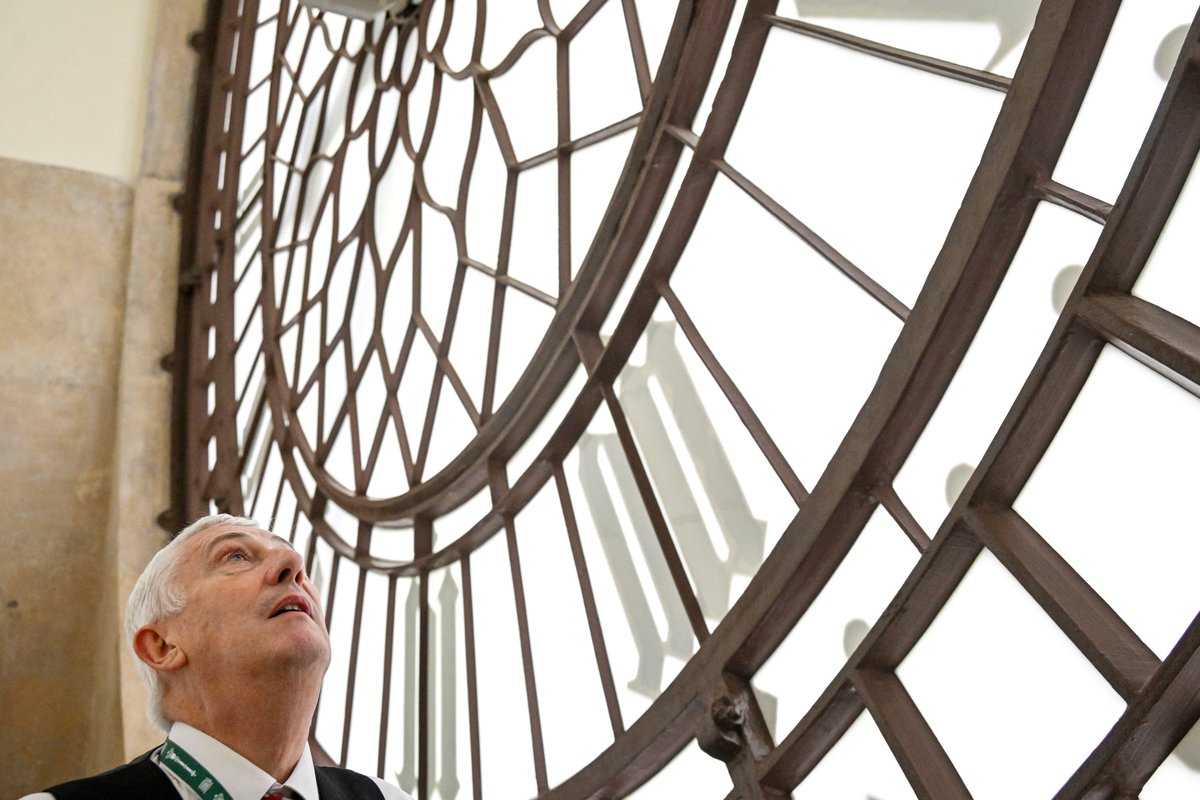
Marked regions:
[269,596,311,618]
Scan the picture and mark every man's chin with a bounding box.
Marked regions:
[260,630,331,671]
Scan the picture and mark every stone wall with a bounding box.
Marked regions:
[0,1,206,794]
[0,158,132,792]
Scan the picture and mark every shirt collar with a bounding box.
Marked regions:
[165,721,320,800]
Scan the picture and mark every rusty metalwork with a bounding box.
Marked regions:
[174,0,1200,797]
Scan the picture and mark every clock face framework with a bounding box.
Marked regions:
[176,0,1200,797]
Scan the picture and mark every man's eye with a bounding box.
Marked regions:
[227,549,249,562]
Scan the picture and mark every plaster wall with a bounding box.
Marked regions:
[0,0,159,183]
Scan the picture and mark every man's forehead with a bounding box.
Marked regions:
[188,524,295,554]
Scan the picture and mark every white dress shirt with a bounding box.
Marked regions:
[21,722,413,800]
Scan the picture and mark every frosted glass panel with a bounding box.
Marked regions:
[507,160,560,298]
[898,551,1125,800]
[754,506,918,742]
[488,36,557,160]
[431,484,494,552]
[1054,0,1197,202]
[570,129,636,277]
[384,577,420,795]
[792,711,917,800]
[316,555,358,759]
[563,402,699,725]
[726,27,1003,309]
[1016,346,1200,659]
[1133,148,1200,328]
[568,0,643,137]
[894,202,1103,536]
[513,478,616,788]
[779,0,1036,76]
[471,531,539,798]
[671,174,903,491]
[428,565,473,800]
[614,319,778,628]
[345,568,390,778]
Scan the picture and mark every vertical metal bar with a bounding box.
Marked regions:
[461,553,483,800]
[378,574,398,779]
[340,563,369,765]
[480,167,518,420]
[620,0,653,101]
[602,384,709,642]
[557,33,572,296]
[489,463,550,794]
[415,517,432,800]
[553,461,624,737]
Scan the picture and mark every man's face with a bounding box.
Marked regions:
[166,524,331,682]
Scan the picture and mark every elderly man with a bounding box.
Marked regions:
[24,514,412,800]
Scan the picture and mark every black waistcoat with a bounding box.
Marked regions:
[44,749,386,800]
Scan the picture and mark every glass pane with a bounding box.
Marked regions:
[568,0,644,138]
[429,565,473,800]
[315,554,359,760]
[424,368,480,480]
[494,285,556,407]
[670,316,800,566]
[431,483,493,552]
[445,266,497,411]
[463,101,508,268]
[778,0,1037,77]
[570,128,636,278]
[753,506,918,743]
[439,0,477,74]
[513,477,616,787]
[417,209,459,343]
[1053,2,1197,202]
[1015,345,1200,659]
[488,35,558,161]
[562,401,699,725]
[324,496,365,549]
[507,160,560,299]
[368,522,416,563]
[422,71,475,210]
[615,316,788,628]
[396,325,439,473]
[894,201,1103,536]
[480,3,544,71]
[1132,147,1200,328]
[345,568,389,777]
[384,577,420,795]
[791,710,916,800]
[670,173,903,491]
[597,145,693,339]
[471,529,539,798]
[725,27,1004,310]
[897,550,1125,799]
[506,360,588,485]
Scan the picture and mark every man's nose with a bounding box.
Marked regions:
[270,545,307,585]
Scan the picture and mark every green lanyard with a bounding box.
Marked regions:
[159,738,234,800]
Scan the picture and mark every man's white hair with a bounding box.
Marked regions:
[125,513,259,730]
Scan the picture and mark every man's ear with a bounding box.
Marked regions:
[133,625,187,673]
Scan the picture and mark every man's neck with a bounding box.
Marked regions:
[170,668,322,781]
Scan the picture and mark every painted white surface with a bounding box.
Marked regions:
[0,0,158,182]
